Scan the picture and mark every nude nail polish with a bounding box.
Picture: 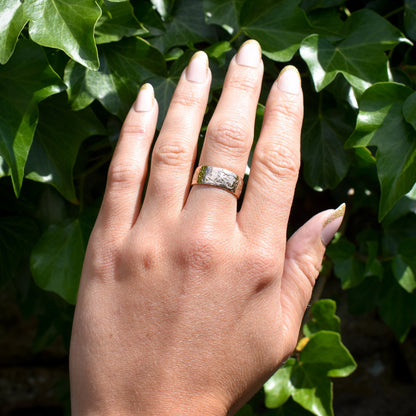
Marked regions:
[276,65,301,95]
[134,83,154,112]
[186,51,209,83]
[236,39,262,68]
[321,203,346,246]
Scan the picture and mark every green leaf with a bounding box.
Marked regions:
[203,0,244,34]
[240,0,311,62]
[150,50,193,127]
[152,0,218,53]
[393,237,416,292]
[326,238,365,289]
[0,216,39,286]
[64,37,167,119]
[303,300,341,337]
[0,0,28,64]
[24,0,101,70]
[25,94,105,203]
[346,82,416,220]
[264,359,296,408]
[402,90,416,130]
[405,0,416,41]
[300,0,344,12]
[392,256,416,293]
[30,219,86,304]
[290,363,333,416]
[0,39,65,195]
[273,399,316,416]
[300,10,409,93]
[151,0,175,20]
[301,95,353,190]
[95,0,147,45]
[378,274,416,341]
[299,332,356,378]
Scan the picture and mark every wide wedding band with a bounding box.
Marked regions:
[191,165,243,198]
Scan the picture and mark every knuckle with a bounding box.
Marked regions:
[255,144,300,180]
[107,159,143,188]
[227,70,259,95]
[152,141,192,168]
[176,228,223,271]
[287,252,321,288]
[268,100,303,130]
[245,249,280,289]
[170,90,204,109]
[208,119,251,157]
[120,124,147,137]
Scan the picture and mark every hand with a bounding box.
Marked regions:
[69,40,344,416]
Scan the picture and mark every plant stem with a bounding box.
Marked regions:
[229,29,243,44]
[384,5,405,19]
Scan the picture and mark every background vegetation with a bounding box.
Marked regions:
[1,0,416,414]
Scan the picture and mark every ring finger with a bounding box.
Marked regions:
[186,40,264,215]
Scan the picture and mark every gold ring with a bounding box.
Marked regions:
[191,166,243,198]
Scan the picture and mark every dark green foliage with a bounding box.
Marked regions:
[1,0,415,414]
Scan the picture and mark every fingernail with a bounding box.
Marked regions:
[236,39,262,68]
[276,65,301,95]
[134,83,154,112]
[186,51,209,83]
[321,203,346,246]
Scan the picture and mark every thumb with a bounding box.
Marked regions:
[280,204,345,348]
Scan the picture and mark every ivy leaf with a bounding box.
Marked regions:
[300,10,409,93]
[64,37,167,119]
[240,0,311,62]
[378,274,416,341]
[30,219,87,304]
[95,0,147,45]
[300,0,344,12]
[302,95,353,190]
[25,94,105,203]
[152,0,218,53]
[299,331,356,378]
[150,50,193,127]
[0,0,28,64]
[393,237,416,292]
[303,299,341,337]
[291,364,332,416]
[264,359,296,408]
[203,0,244,34]
[346,83,416,220]
[24,0,101,70]
[0,216,39,286]
[326,238,365,289]
[0,39,65,196]
[404,0,416,41]
[151,0,175,20]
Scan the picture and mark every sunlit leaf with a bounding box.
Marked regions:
[300,10,409,93]
[0,0,28,64]
[64,37,167,119]
[240,0,311,61]
[95,0,147,44]
[346,82,416,220]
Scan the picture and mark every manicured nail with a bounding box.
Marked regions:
[134,83,154,112]
[321,203,346,246]
[236,39,262,68]
[186,51,209,83]
[276,65,301,95]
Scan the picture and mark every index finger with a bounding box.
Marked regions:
[238,66,303,251]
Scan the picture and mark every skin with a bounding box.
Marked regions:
[70,42,338,415]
